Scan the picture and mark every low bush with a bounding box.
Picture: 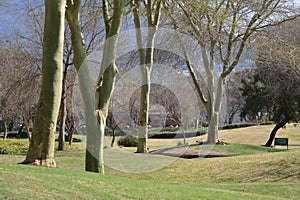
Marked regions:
[220,124,255,130]
[0,139,29,154]
[159,127,179,133]
[220,122,274,130]
[2,131,29,139]
[105,128,126,136]
[117,135,138,147]
[260,122,274,125]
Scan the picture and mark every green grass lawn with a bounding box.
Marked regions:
[1,159,300,200]
[1,148,300,199]
[0,124,300,199]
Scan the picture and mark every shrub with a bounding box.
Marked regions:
[4,132,29,139]
[117,135,138,147]
[197,126,208,134]
[0,139,29,154]
[104,128,126,136]
[159,127,179,133]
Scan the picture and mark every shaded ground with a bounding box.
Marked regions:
[151,144,233,159]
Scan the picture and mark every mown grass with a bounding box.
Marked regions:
[0,124,299,199]
[214,143,286,155]
[0,161,299,200]
[219,123,300,146]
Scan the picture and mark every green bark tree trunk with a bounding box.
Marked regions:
[137,70,151,153]
[207,76,224,144]
[58,67,68,151]
[132,0,162,153]
[66,0,96,171]
[66,0,101,173]
[66,0,124,173]
[93,0,124,173]
[21,0,65,167]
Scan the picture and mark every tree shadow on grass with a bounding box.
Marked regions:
[150,145,235,159]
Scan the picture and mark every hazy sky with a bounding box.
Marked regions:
[0,0,299,38]
[0,1,26,37]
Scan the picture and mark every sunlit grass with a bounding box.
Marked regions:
[1,125,300,199]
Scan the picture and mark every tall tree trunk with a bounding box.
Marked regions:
[93,0,124,173]
[58,92,66,151]
[65,0,85,145]
[132,0,147,153]
[111,128,115,147]
[137,71,151,153]
[132,0,162,153]
[66,0,100,172]
[67,114,75,145]
[66,0,94,170]
[207,112,218,144]
[265,117,290,147]
[58,66,68,151]
[21,0,65,167]
[2,120,7,140]
[228,112,235,124]
[137,36,156,152]
[18,123,25,136]
[24,121,31,141]
[66,0,124,173]
[207,76,224,144]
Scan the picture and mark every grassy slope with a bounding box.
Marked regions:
[219,123,300,146]
[0,124,300,199]
[0,161,298,200]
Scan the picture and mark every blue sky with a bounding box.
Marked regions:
[0,0,299,37]
[0,1,26,37]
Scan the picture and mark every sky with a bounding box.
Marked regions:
[0,1,26,37]
[0,0,299,38]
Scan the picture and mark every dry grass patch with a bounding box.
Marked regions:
[219,124,300,146]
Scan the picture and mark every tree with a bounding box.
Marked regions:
[106,99,123,147]
[174,0,299,143]
[67,0,125,173]
[19,1,104,151]
[21,0,65,166]
[131,0,162,153]
[0,41,40,140]
[242,19,300,147]
[225,69,251,124]
[240,73,270,122]
[93,0,125,172]
[58,0,104,151]
[128,83,181,127]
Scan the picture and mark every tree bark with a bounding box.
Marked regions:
[65,0,85,148]
[66,0,97,171]
[132,0,162,153]
[17,123,25,136]
[265,117,290,147]
[58,103,66,150]
[93,0,124,173]
[207,112,218,144]
[21,0,65,167]
[58,63,68,151]
[66,0,124,173]
[137,75,151,153]
[206,75,224,144]
[111,128,115,147]
[67,114,74,145]
[24,121,31,141]
[2,120,7,140]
